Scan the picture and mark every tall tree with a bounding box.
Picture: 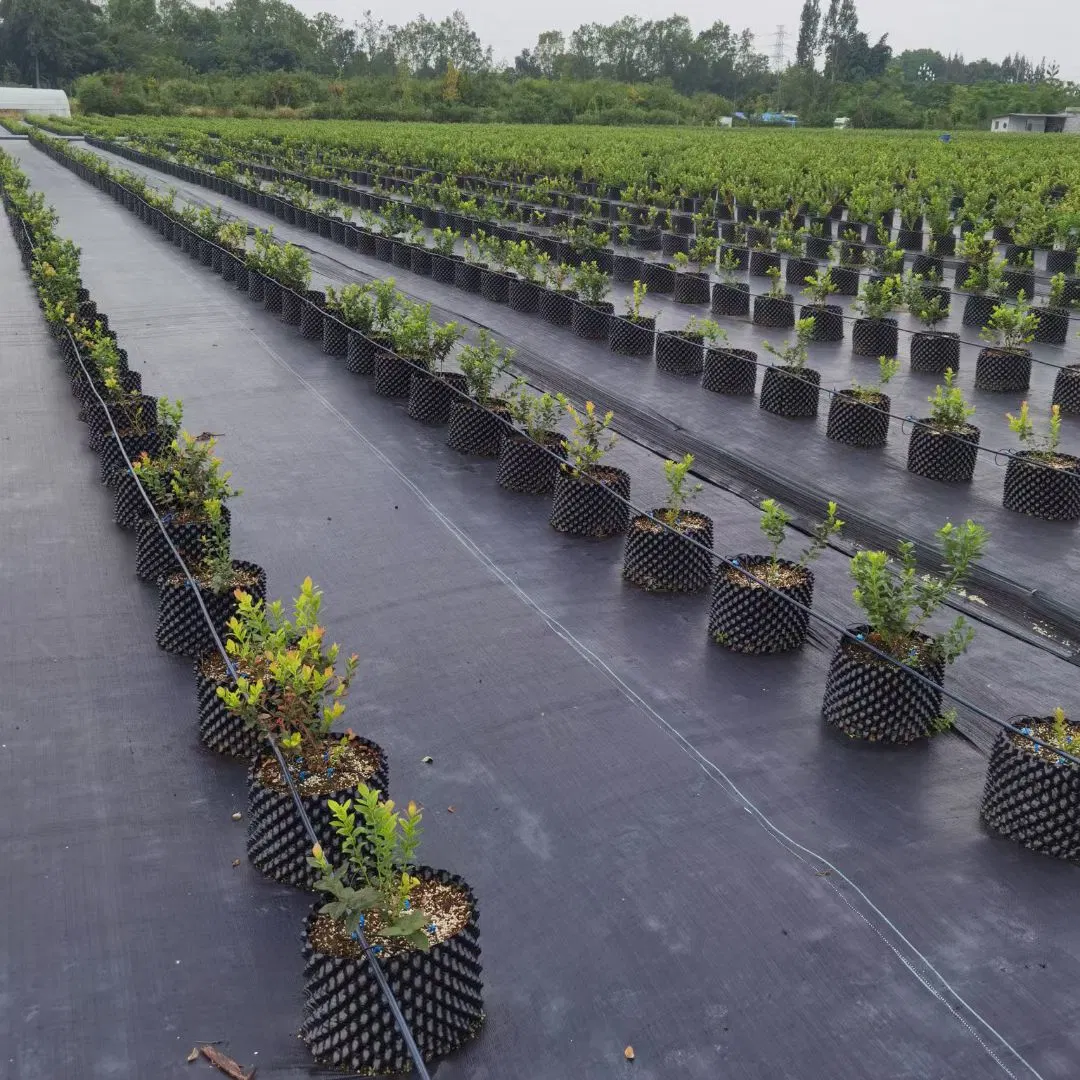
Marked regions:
[795,0,820,68]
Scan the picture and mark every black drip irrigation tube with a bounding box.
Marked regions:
[22,157,1080,776]
[2,191,435,1080]
[59,131,1080,654]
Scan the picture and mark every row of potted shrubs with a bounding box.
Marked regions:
[0,148,485,1074]
[21,134,1079,865]
[46,130,1080,526]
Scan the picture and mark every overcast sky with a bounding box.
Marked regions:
[286,0,1080,83]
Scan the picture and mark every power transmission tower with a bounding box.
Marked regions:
[771,25,787,112]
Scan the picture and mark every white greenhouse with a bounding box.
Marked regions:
[0,87,71,119]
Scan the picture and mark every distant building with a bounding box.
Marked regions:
[990,111,1080,134]
[833,116,852,130]
[0,87,71,119]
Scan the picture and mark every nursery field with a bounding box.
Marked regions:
[2,116,1079,1080]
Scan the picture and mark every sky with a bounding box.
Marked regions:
[283,0,1080,83]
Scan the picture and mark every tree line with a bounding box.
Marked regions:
[0,0,1076,127]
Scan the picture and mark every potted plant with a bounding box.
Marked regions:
[981,707,1080,861]
[196,578,324,761]
[622,454,713,592]
[822,519,988,743]
[132,431,240,583]
[612,213,643,283]
[753,266,795,329]
[219,630,389,888]
[702,337,756,397]
[498,381,567,494]
[709,499,842,653]
[609,280,656,358]
[429,227,461,284]
[447,330,514,456]
[406,314,466,425]
[113,399,183,530]
[505,239,543,312]
[478,234,511,304]
[907,370,980,483]
[215,219,247,284]
[673,235,715,305]
[712,248,750,317]
[570,261,613,340]
[852,275,900,358]
[903,274,958,374]
[1003,402,1080,521]
[454,235,484,293]
[549,401,630,539]
[800,269,843,342]
[958,234,1007,328]
[652,315,715,377]
[302,790,483,1072]
[326,282,376,373]
[826,356,899,448]
[538,259,577,326]
[1033,273,1073,346]
[154,498,267,658]
[924,186,956,256]
[759,317,821,419]
[975,294,1037,392]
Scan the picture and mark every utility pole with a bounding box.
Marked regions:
[771,25,787,112]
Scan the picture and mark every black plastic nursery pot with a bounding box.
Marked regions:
[896,227,924,252]
[1002,268,1035,300]
[655,331,705,376]
[194,651,265,762]
[408,371,467,425]
[760,366,820,418]
[980,720,1080,861]
[454,262,482,293]
[447,400,510,456]
[708,557,814,654]
[608,315,655,357]
[247,269,265,304]
[702,347,757,396]
[300,865,484,1074]
[321,314,348,357]
[753,294,795,329]
[975,348,1031,393]
[571,301,614,341]
[673,272,710,305]
[622,511,713,593]
[931,233,957,256]
[497,431,561,494]
[749,250,781,277]
[826,391,890,448]
[1034,307,1070,346]
[373,353,413,399]
[538,289,576,327]
[263,278,284,316]
[346,331,392,377]
[1053,365,1080,414]
[430,252,460,285]
[1046,250,1078,275]
[910,331,961,374]
[155,561,267,658]
[280,288,303,325]
[374,236,394,262]
[613,253,644,282]
[99,428,160,487]
[507,278,542,313]
[550,466,631,539]
[135,505,231,584]
[1002,451,1080,521]
[712,282,750,317]
[822,628,946,743]
[785,257,819,288]
[391,241,413,271]
[113,466,157,530]
[641,261,676,294]
[234,263,249,292]
[852,317,899,358]
[800,304,844,342]
[830,265,861,296]
[247,735,389,890]
[906,421,980,483]
[411,247,433,277]
[299,291,326,340]
[910,253,944,279]
[480,269,510,304]
[805,236,832,260]
[85,393,157,453]
[962,293,997,328]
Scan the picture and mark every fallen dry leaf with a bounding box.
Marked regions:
[187,1047,199,1063]
[421,756,433,764]
[199,1045,256,1080]
[447,806,455,813]
[232,859,241,868]
[624,1045,635,1061]
[231,812,242,821]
